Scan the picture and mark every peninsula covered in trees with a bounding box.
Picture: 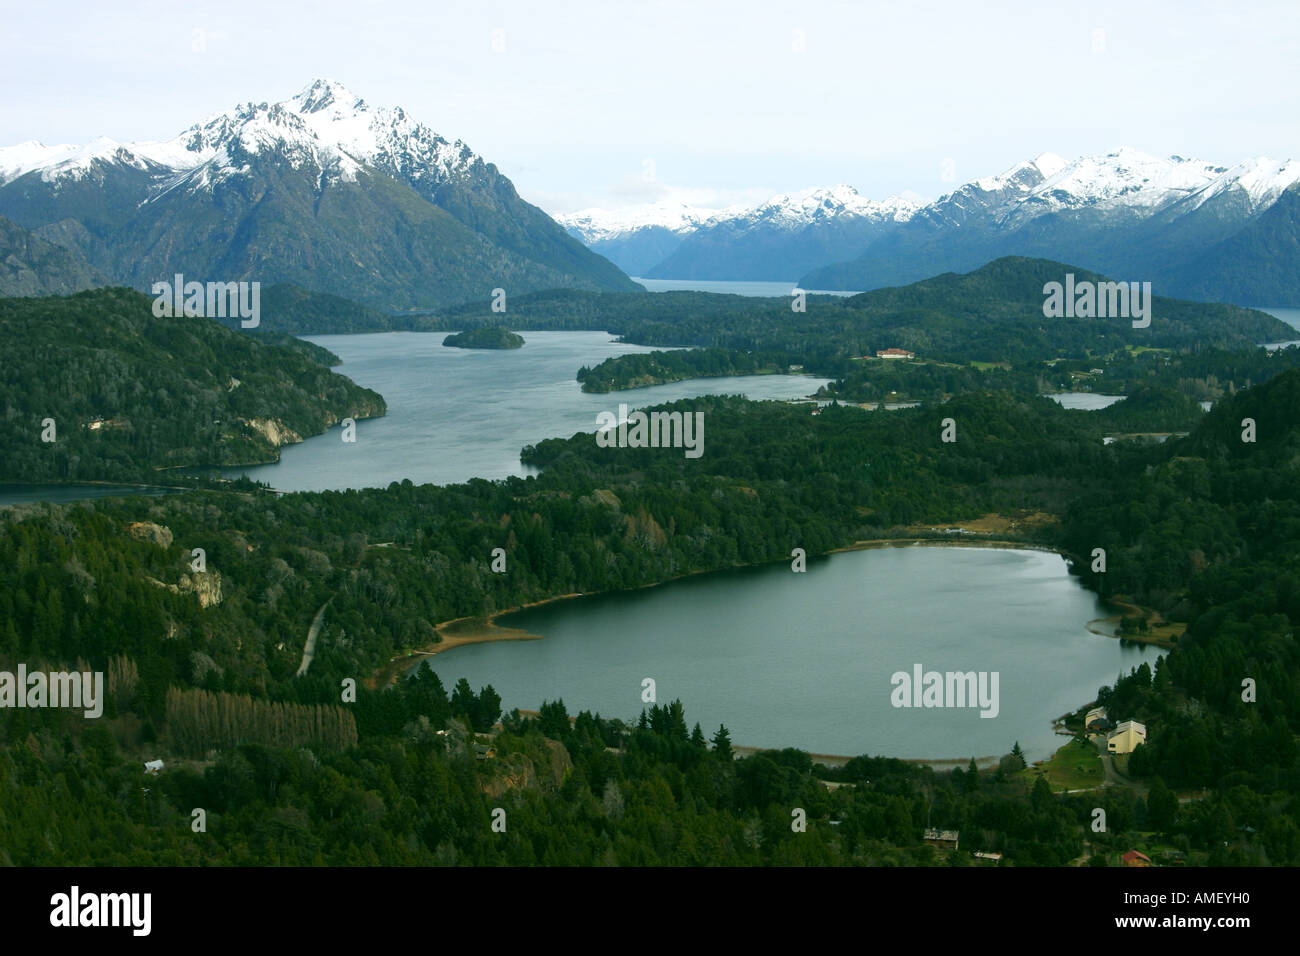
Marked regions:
[0,288,385,482]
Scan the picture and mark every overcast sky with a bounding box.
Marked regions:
[3,0,1297,213]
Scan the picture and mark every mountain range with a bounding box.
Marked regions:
[6,93,1297,310]
[803,149,1300,305]
[557,200,720,276]
[561,148,1300,305]
[0,79,639,308]
[558,187,921,281]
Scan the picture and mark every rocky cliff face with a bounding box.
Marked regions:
[146,571,223,608]
[242,417,303,448]
[127,521,174,549]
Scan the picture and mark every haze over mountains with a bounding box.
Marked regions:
[0,79,638,308]
[563,148,1300,305]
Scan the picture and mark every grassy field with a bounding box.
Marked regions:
[1024,738,1105,792]
[1111,596,1187,647]
[902,510,1057,537]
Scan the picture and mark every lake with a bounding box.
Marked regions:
[422,545,1153,763]
[632,277,860,297]
[1048,392,1124,410]
[1259,307,1300,350]
[246,305,1286,492]
[221,331,830,492]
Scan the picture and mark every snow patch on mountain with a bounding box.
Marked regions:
[972,152,1067,193]
[563,185,924,243]
[1021,147,1226,213]
[919,147,1300,233]
[1189,156,1300,212]
[557,201,722,243]
[711,185,922,231]
[0,137,156,184]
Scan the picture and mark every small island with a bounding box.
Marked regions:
[443,327,525,350]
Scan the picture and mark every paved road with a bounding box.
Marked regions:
[1095,737,1147,795]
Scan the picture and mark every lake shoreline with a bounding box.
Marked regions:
[0,478,195,491]
[730,745,1003,772]
[373,538,1149,766]
[827,536,1065,556]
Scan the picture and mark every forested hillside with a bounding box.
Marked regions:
[439,258,1292,359]
[1056,371,1300,843]
[3,374,1298,865]
[457,257,1294,417]
[0,214,104,297]
[0,289,386,481]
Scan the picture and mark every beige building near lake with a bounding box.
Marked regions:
[1107,719,1147,755]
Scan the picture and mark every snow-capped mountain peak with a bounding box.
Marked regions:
[292,78,367,116]
[560,185,924,247]
[927,147,1268,232]
[0,79,483,193]
[1031,152,1069,178]
[1188,155,1300,212]
[558,201,723,242]
[0,136,152,184]
[1024,147,1227,212]
[970,152,1066,194]
[732,185,921,228]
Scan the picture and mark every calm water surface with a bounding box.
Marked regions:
[1048,392,1125,410]
[424,546,1153,762]
[1259,307,1300,349]
[632,277,860,296]
[222,331,829,491]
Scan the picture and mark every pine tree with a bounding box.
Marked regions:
[667,699,688,740]
[474,684,502,732]
[450,678,476,723]
[711,724,732,761]
[1011,741,1026,768]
